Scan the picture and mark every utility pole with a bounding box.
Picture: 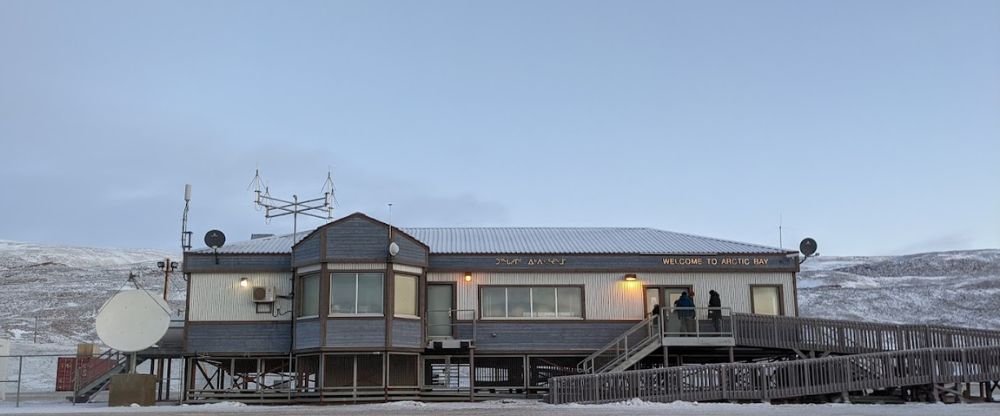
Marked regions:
[157,259,179,302]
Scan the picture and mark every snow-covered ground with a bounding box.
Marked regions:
[2,399,1000,416]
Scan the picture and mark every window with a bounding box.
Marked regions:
[394,274,418,317]
[298,274,320,317]
[330,272,383,315]
[751,285,783,316]
[480,286,583,319]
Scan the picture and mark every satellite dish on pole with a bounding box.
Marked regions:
[95,290,171,352]
[800,238,818,257]
[204,230,226,249]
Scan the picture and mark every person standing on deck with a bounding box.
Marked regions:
[673,291,696,335]
[708,290,723,335]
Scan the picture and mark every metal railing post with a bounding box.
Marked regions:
[16,356,23,408]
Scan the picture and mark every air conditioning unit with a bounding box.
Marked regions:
[252,286,275,303]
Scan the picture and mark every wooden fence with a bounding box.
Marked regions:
[549,345,1000,404]
[733,314,1000,354]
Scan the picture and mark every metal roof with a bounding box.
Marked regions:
[192,227,789,255]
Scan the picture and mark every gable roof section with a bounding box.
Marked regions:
[193,223,790,256]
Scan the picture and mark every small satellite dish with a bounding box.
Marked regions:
[95,290,171,352]
[800,238,818,256]
[388,242,400,257]
[204,229,226,249]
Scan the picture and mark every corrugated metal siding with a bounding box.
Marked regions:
[189,272,293,321]
[428,272,796,320]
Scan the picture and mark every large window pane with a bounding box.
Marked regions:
[481,287,506,318]
[300,274,320,317]
[556,287,582,318]
[394,274,418,317]
[752,286,782,316]
[357,273,383,314]
[330,273,357,314]
[507,287,531,318]
[531,287,556,318]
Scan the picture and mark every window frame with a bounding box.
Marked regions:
[749,284,784,316]
[477,285,585,320]
[329,272,384,317]
[297,273,321,319]
[393,273,420,319]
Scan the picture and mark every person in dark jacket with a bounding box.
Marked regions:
[673,291,696,335]
[708,290,723,335]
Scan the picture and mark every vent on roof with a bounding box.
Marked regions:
[251,233,275,240]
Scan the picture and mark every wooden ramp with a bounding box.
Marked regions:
[554,314,1000,404]
[549,345,1000,404]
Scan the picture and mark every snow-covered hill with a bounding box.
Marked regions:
[2,241,998,344]
[0,240,181,346]
[798,249,1000,329]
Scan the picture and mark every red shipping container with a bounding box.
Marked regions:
[56,357,117,392]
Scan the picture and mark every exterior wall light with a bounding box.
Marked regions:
[623,274,638,281]
[239,277,249,288]
[464,272,473,282]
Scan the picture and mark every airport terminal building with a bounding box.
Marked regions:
[178,212,800,403]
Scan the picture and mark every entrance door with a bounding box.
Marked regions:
[645,286,691,334]
[427,284,454,338]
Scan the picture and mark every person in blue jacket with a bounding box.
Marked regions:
[673,291,696,335]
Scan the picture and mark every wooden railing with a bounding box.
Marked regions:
[733,314,1000,354]
[549,345,1000,404]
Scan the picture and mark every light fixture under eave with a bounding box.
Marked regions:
[464,273,472,282]
[239,277,249,288]
[623,274,638,281]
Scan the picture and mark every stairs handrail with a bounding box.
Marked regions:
[577,309,664,373]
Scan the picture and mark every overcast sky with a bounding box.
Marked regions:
[1,1,998,256]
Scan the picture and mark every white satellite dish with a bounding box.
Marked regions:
[95,290,171,352]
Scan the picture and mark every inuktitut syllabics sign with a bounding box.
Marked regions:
[429,254,798,272]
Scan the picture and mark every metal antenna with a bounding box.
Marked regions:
[180,184,192,252]
[778,213,783,249]
[387,203,393,240]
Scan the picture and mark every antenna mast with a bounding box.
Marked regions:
[181,184,192,252]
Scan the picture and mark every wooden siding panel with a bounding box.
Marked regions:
[326,217,391,262]
[326,319,386,348]
[328,263,386,271]
[295,320,322,350]
[428,272,796,320]
[293,234,322,267]
[393,235,428,266]
[455,322,635,352]
[186,322,291,354]
[189,272,292,321]
[391,319,423,348]
[183,254,290,273]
